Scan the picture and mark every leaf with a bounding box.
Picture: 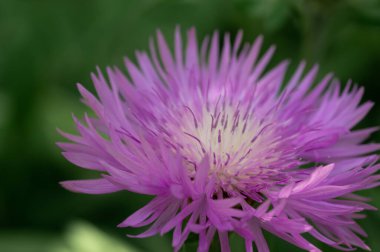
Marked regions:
[51,221,141,252]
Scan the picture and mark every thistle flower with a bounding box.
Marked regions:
[59,28,380,252]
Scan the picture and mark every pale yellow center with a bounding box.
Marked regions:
[165,105,281,190]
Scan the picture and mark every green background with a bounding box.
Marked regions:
[1,0,380,251]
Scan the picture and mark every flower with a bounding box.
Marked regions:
[59,27,380,252]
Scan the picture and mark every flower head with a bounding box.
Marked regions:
[59,27,380,252]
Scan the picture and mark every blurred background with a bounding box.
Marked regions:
[1,0,380,251]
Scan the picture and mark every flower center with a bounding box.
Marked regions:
[164,102,289,201]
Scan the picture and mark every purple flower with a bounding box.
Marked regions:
[59,28,380,252]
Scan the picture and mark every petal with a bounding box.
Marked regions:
[60,178,122,194]
[218,231,231,252]
[293,164,334,193]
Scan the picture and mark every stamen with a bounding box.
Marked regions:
[238,148,252,163]
[225,153,231,166]
[184,106,198,129]
[184,132,206,154]
[251,123,272,143]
